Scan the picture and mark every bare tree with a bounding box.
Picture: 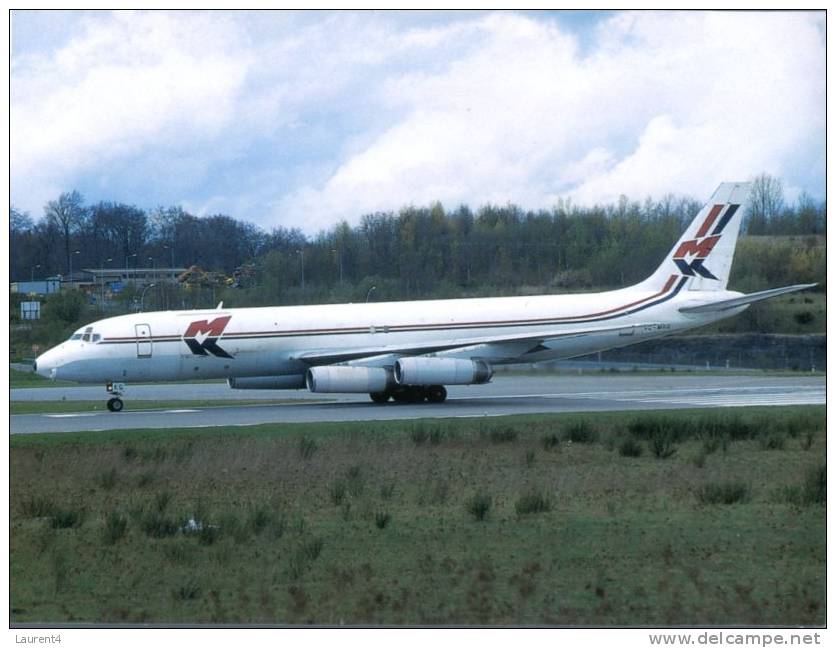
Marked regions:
[44,190,86,274]
[747,173,785,234]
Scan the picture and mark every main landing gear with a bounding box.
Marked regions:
[106,382,126,412]
[369,385,447,404]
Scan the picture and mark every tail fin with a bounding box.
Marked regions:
[640,182,752,292]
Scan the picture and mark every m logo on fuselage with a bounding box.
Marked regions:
[183,315,233,358]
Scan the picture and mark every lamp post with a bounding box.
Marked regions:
[125,253,137,280]
[100,257,112,311]
[30,263,41,283]
[366,285,376,303]
[140,283,156,312]
[297,249,305,290]
[331,248,343,284]
[69,250,80,291]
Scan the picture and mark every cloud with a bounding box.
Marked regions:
[277,11,824,230]
[11,11,824,233]
[12,11,252,209]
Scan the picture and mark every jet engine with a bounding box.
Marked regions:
[227,375,306,390]
[306,366,394,393]
[394,357,492,386]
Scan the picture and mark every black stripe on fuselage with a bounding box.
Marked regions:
[98,277,688,346]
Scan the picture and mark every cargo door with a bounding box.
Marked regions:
[136,323,152,358]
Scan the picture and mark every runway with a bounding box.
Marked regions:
[10,374,825,435]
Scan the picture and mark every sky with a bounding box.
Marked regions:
[10,10,826,234]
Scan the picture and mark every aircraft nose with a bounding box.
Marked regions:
[35,348,60,380]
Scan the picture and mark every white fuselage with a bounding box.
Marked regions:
[34,282,744,385]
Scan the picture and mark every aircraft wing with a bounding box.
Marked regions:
[293,322,641,365]
[678,283,817,314]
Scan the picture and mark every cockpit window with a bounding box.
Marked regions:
[92,334,101,342]
[82,327,92,342]
[70,334,82,340]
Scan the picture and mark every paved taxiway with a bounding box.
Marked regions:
[10,374,825,435]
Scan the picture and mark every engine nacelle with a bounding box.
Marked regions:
[228,375,306,390]
[394,357,492,386]
[306,366,394,393]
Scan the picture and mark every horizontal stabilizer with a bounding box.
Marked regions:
[679,284,817,314]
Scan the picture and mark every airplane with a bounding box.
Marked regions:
[34,182,815,412]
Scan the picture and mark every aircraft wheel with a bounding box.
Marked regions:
[369,392,390,404]
[426,385,447,403]
[107,397,124,412]
[408,387,428,403]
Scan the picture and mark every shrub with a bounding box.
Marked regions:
[174,579,201,601]
[299,538,324,562]
[21,495,56,518]
[374,511,391,529]
[96,467,118,491]
[701,434,725,455]
[247,507,271,535]
[800,431,815,451]
[154,491,172,513]
[121,446,139,463]
[198,524,220,546]
[429,426,445,445]
[618,437,643,458]
[380,483,395,500]
[541,433,561,451]
[269,514,287,539]
[410,424,428,445]
[696,481,751,505]
[346,465,364,497]
[515,491,552,515]
[330,481,346,506]
[489,427,518,444]
[298,437,318,460]
[649,431,677,459]
[137,471,156,488]
[525,449,536,468]
[794,311,814,325]
[759,434,786,451]
[466,493,492,521]
[563,421,597,444]
[50,506,83,529]
[802,464,825,505]
[141,511,179,538]
[103,511,128,544]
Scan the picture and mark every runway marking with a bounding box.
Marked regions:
[45,413,98,418]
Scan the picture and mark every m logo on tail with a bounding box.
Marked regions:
[673,203,740,280]
[183,315,233,358]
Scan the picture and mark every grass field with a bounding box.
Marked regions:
[10,367,78,388]
[10,407,825,626]
[10,399,329,415]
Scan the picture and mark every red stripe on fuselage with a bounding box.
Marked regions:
[101,276,679,343]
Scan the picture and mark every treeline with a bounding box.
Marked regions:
[10,174,826,303]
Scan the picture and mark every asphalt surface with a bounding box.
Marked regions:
[10,374,825,435]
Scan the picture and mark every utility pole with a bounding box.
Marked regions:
[297,249,305,290]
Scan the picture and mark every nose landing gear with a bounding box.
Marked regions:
[106,382,126,412]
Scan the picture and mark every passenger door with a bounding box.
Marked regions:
[135,323,152,358]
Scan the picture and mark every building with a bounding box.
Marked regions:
[82,267,189,293]
[10,278,61,296]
